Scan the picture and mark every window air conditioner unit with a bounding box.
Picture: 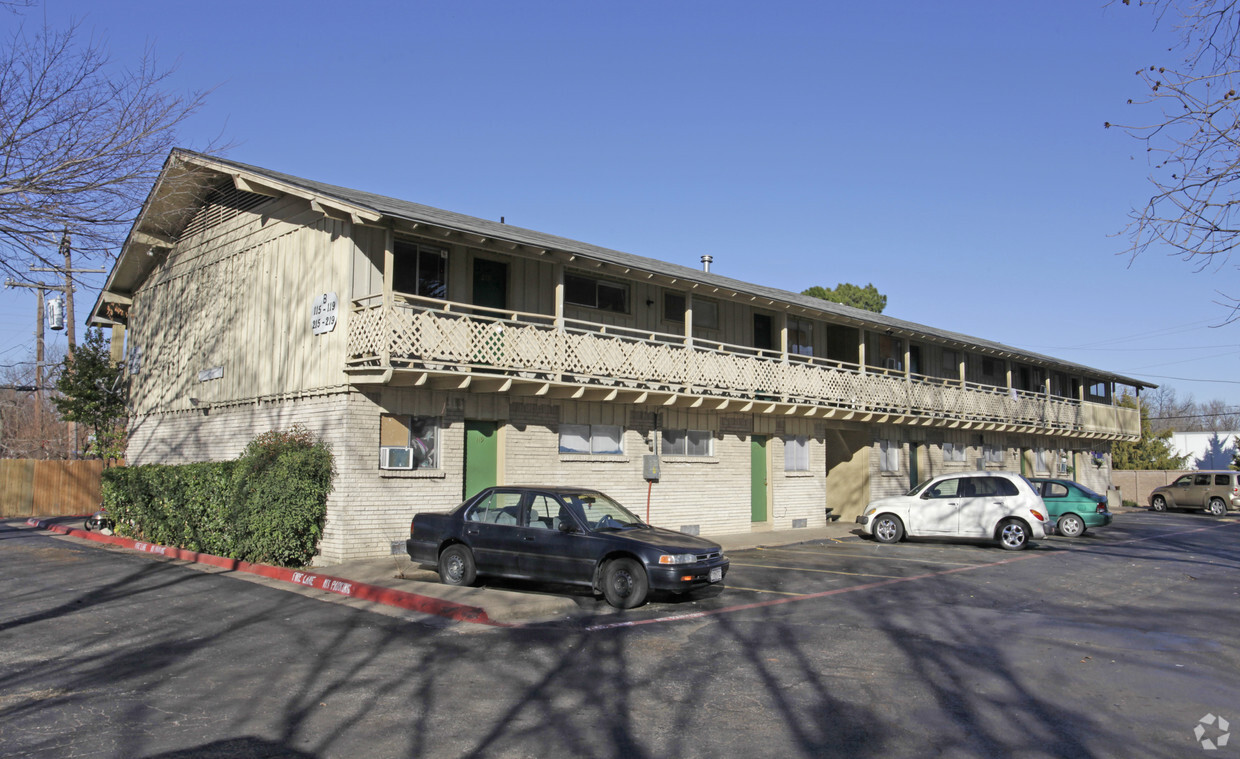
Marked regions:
[885,358,901,370]
[380,446,414,470]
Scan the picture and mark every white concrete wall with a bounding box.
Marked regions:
[1170,431,1240,470]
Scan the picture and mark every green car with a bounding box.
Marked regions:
[1028,478,1113,537]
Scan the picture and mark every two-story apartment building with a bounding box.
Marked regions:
[90,150,1147,563]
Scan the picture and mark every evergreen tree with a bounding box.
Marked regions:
[802,283,887,313]
[51,328,127,459]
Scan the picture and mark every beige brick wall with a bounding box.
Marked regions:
[126,388,1117,564]
[126,390,470,565]
[1111,470,1188,506]
[770,434,830,529]
[503,403,829,537]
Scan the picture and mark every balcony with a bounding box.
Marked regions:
[346,297,1140,440]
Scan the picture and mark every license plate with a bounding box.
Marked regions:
[709,567,722,583]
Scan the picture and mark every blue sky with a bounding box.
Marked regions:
[4,1,1237,408]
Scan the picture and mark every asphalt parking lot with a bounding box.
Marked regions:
[532,506,1240,632]
[335,505,1222,629]
[7,509,1240,758]
[21,506,1231,630]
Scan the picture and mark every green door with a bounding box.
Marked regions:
[464,421,498,499]
[909,442,920,489]
[751,435,768,522]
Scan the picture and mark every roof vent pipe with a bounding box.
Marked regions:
[701,255,713,273]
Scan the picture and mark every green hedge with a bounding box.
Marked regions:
[103,427,334,567]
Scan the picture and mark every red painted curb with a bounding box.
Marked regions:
[24,518,507,627]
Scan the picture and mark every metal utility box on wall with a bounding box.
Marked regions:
[643,454,660,482]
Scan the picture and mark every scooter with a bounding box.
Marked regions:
[84,508,114,535]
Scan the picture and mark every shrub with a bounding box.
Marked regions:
[231,426,335,566]
[102,426,334,567]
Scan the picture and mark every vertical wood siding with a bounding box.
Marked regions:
[129,198,354,415]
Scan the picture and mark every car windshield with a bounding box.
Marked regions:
[561,492,646,531]
[906,479,935,497]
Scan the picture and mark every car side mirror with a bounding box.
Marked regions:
[558,521,576,534]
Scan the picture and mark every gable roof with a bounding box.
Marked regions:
[92,149,1153,389]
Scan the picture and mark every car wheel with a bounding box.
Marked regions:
[1151,495,1167,512]
[438,544,476,586]
[1057,514,1086,538]
[998,519,1029,550]
[601,557,649,609]
[1208,498,1227,517]
[872,514,904,544]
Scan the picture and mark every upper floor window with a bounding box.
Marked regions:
[566,273,628,313]
[694,298,719,330]
[980,357,1003,384]
[789,318,813,356]
[872,334,903,371]
[392,240,447,299]
[1086,381,1109,402]
[661,292,719,329]
[942,349,961,380]
[664,292,685,323]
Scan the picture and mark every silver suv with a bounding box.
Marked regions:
[1148,471,1239,516]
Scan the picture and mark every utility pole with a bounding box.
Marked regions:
[35,287,45,453]
[30,231,105,356]
[29,230,106,457]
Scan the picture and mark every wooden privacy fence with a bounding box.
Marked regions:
[0,459,104,518]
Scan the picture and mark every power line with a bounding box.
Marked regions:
[1128,373,1240,384]
[1150,411,1240,420]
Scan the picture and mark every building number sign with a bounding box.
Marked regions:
[311,292,339,336]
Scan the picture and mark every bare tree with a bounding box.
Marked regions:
[1197,397,1240,429]
[1142,384,1240,431]
[1143,385,1197,431]
[1110,1,1240,313]
[0,351,70,458]
[0,13,212,279]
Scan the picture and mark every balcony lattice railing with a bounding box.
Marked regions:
[346,297,1138,439]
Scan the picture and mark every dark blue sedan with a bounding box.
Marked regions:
[406,486,729,608]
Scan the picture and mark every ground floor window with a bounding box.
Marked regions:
[379,414,440,470]
[943,442,966,463]
[785,435,809,471]
[559,424,623,454]
[662,429,713,457]
[1035,448,1053,474]
[879,440,900,472]
[984,444,1005,465]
